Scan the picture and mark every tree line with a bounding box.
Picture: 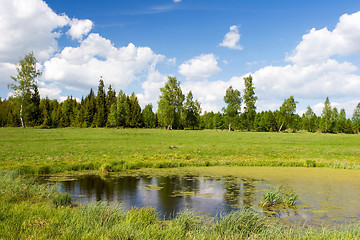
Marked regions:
[1,53,360,133]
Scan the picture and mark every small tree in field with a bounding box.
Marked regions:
[223,86,242,131]
[9,52,42,128]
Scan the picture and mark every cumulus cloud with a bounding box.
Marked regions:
[136,67,168,110]
[0,0,69,63]
[287,11,360,65]
[0,63,16,87]
[43,33,166,92]
[219,25,243,50]
[178,54,221,79]
[67,19,94,40]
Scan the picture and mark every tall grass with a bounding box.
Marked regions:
[1,170,360,239]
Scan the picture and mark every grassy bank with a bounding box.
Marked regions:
[1,128,360,173]
[1,170,360,240]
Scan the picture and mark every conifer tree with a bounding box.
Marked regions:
[117,90,130,127]
[320,97,332,133]
[84,89,96,127]
[183,91,201,129]
[128,93,142,128]
[95,79,107,127]
[107,103,117,127]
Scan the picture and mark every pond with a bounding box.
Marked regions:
[41,166,360,226]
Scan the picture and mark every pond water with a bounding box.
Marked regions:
[42,167,360,226]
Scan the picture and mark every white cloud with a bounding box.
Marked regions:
[43,33,166,92]
[219,25,243,50]
[67,18,94,40]
[173,0,182,2]
[0,63,16,87]
[136,67,168,110]
[37,81,62,99]
[178,54,221,80]
[287,11,360,65]
[252,59,360,101]
[0,0,69,63]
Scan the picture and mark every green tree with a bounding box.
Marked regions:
[26,85,41,126]
[8,52,42,128]
[337,108,347,133]
[183,91,201,129]
[320,97,332,133]
[352,102,360,133]
[106,84,117,115]
[243,75,257,131]
[278,96,297,131]
[84,89,96,127]
[302,106,317,132]
[201,111,215,129]
[213,112,225,130]
[223,86,242,131]
[106,103,117,127]
[128,93,142,128]
[142,104,156,128]
[95,79,107,127]
[117,90,130,127]
[157,77,185,129]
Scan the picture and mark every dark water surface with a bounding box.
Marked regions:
[41,167,360,225]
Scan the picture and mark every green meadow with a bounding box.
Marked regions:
[2,128,360,239]
[1,128,360,173]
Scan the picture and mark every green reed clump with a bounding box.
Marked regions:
[261,188,298,208]
[214,208,268,238]
[52,192,72,207]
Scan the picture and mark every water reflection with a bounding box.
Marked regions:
[43,166,360,225]
[55,174,260,219]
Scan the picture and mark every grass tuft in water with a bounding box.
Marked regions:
[261,188,298,208]
[52,192,72,207]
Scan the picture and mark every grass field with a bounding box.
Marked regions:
[1,128,360,173]
[1,128,360,239]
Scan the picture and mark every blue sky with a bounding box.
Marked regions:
[1,0,360,116]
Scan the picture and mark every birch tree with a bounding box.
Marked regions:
[9,52,41,128]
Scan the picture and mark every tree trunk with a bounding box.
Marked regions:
[20,98,25,128]
[278,124,283,132]
[228,122,231,131]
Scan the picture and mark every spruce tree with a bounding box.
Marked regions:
[84,89,96,127]
[183,91,201,129]
[117,90,130,127]
[128,93,142,128]
[320,97,332,133]
[95,79,107,127]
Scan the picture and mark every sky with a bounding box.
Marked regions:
[1,0,360,117]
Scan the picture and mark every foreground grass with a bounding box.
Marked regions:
[1,171,360,240]
[1,128,360,173]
